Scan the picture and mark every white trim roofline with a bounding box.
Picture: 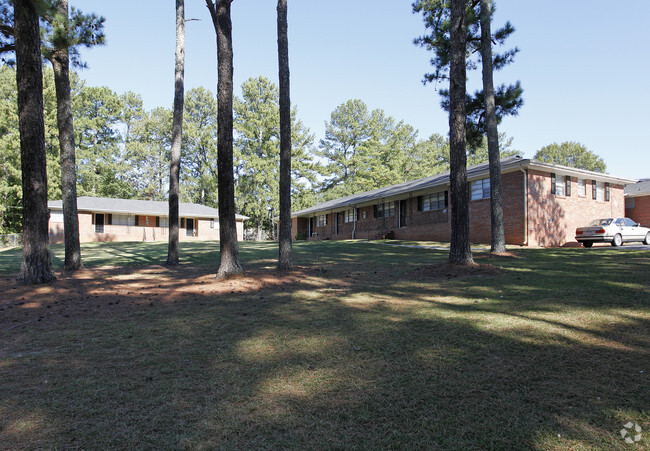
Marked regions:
[292,157,638,218]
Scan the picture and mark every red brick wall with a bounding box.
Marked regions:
[291,169,626,247]
[468,171,526,245]
[49,213,240,243]
[526,170,625,247]
[626,195,650,227]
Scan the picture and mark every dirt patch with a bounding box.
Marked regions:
[0,264,317,331]
[0,260,506,332]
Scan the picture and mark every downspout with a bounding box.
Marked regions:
[352,205,357,240]
[519,166,528,246]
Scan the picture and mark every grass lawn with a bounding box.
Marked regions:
[0,240,648,449]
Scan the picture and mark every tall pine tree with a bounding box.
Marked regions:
[206,0,243,278]
[277,0,292,270]
[15,0,56,284]
[447,0,473,265]
[167,0,185,266]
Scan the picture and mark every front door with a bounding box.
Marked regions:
[95,213,104,233]
[186,218,195,237]
[399,200,407,228]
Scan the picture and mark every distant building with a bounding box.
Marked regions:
[625,179,650,227]
[291,157,636,247]
[48,197,248,243]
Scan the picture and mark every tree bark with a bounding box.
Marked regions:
[52,0,82,271]
[15,0,56,284]
[277,0,293,270]
[207,0,243,278]
[167,0,185,266]
[480,0,506,254]
[448,0,473,265]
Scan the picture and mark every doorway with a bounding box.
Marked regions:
[95,213,104,233]
[186,218,195,237]
[399,200,407,228]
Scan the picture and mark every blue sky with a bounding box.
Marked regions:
[78,0,650,180]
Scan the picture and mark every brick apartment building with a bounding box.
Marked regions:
[48,197,248,244]
[291,157,637,247]
[624,179,650,227]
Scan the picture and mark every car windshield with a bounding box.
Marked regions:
[588,218,612,226]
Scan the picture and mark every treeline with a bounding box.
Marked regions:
[0,66,520,237]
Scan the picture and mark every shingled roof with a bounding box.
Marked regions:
[624,179,650,197]
[48,197,249,221]
[293,157,637,217]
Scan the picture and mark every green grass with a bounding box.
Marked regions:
[1,240,648,449]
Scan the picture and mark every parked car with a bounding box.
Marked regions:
[576,217,650,247]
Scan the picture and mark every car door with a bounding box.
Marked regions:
[613,218,628,241]
[623,218,643,240]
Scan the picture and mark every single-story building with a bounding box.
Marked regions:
[48,197,248,244]
[291,156,637,247]
[624,179,650,227]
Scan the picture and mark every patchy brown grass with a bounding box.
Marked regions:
[0,241,648,449]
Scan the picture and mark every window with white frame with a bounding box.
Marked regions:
[112,214,135,226]
[596,182,605,202]
[577,178,586,197]
[555,175,566,197]
[375,201,395,218]
[470,178,490,200]
[343,209,357,223]
[316,214,327,227]
[421,191,447,211]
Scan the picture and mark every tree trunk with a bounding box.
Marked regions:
[15,0,56,284]
[167,0,185,266]
[448,0,473,265]
[207,0,243,278]
[277,0,293,270]
[480,0,506,254]
[52,0,82,271]
[256,220,263,241]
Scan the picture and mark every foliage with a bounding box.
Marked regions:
[233,76,316,238]
[0,65,61,233]
[126,107,172,200]
[534,141,607,173]
[72,82,134,198]
[182,87,218,206]
[0,0,105,67]
[315,99,420,200]
[413,0,523,147]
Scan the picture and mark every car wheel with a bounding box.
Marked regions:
[612,234,623,247]
[583,242,593,248]
[644,232,650,245]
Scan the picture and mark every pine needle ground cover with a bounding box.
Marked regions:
[0,241,648,449]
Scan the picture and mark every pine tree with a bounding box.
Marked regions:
[479,0,505,253]
[448,0,473,265]
[167,0,185,266]
[206,0,243,278]
[15,0,56,284]
[414,0,522,256]
[277,0,292,270]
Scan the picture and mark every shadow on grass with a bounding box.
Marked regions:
[0,242,648,449]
